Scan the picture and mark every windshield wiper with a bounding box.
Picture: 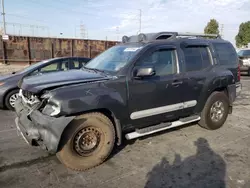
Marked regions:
[83,67,105,73]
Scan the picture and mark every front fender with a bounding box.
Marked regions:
[48,81,127,121]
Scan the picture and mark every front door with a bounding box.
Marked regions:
[127,46,184,128]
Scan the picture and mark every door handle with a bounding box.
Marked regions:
[172,80,183,86]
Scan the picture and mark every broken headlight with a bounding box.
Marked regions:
[41,93,61,117]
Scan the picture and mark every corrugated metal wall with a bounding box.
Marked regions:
[0,35,118,64]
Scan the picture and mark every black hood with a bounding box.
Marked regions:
[20,69,110,93]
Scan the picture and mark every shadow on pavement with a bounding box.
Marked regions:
[145,138,226,188]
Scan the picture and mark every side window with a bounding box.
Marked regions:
[61,59,70,70]
[183,46,211,72]
[70,60,80,69]
[213,43,237,65]
[137,49,177,76]
[39,63,59,73]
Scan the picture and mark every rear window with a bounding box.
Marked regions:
[213,43,237,65]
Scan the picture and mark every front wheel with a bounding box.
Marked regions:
[5,89,20,111]
[57,112,116,171]
[198,91,229,130]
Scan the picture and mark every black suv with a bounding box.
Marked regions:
[14,32,241,171]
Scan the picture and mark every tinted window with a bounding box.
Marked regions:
[72,60,80,68]
[67,58,89,69]
[40,63,59,72]
[238,50,250,56]
[213,43,237,65]
[18,60,50,74]
[137,49,176,76]
[183,47,211,72]
[60,59,71,70]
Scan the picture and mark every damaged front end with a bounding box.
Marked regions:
[14,89,75,153]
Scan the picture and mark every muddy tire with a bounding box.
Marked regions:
[5,89,19,111]
[57,112,115,171]
[198,91,229,130]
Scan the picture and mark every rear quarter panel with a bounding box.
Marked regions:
[194,67,234,113]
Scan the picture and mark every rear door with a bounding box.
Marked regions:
[179,43,214,116]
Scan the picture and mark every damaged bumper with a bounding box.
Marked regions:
[14,98,75,153]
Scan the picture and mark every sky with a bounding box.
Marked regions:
[3,0,250,45]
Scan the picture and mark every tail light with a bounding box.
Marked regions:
[238,63,241,81]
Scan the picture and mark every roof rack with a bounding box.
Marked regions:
[121,32,221,43]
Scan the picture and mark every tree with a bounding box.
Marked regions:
[204,19,220,35]
[235,21,250,48]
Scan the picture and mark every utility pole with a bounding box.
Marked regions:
[220,24,224,38]
[138,9,141,34]
[116,26,119,41]
[80,21,85,39]
[86,29,88,39]
[1,0,6,34]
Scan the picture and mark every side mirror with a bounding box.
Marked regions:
[135,67,155,78]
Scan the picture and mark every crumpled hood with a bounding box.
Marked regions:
[19,69,111,93]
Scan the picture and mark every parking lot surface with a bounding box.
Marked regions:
[0,78,250,188]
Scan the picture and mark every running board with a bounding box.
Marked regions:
[125,116,201,140]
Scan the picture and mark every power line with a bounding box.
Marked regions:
[24,0,140,18]
[0,21,50,36]
[51,0,102,11]
[6,13,52,25]
[25,0,97,17]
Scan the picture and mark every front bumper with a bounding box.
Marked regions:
[14,98,75,153]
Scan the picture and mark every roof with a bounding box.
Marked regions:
[121,32,228,45]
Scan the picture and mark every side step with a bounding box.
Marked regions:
[125,115,200,140]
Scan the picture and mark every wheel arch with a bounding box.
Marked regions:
[57,108,122,152]
[196,86,230,114]
[3,87,20,108]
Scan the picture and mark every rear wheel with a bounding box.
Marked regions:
[57,112,115,171]
[5,89,19,111]
[198,91,229,130]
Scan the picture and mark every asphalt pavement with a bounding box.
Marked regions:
[0,78,250,188]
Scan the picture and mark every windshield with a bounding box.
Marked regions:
[85,45,143,72]
[18,59,50,74]
[238,50,250,56]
